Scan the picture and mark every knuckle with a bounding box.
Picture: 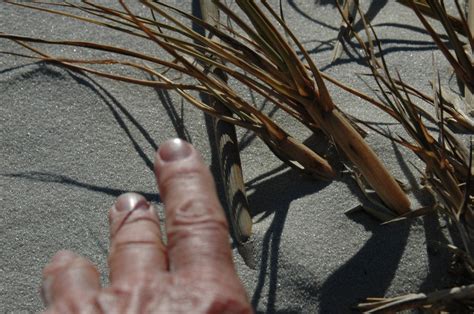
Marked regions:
[43,251,91,277]
[112,238,163,251]
[166,208,229,254]
[168,198,228,229]
[108,239,167,270]
[112,227,160,246]
[110,218,164,254]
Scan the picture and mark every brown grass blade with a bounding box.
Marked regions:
[1,0,416,214]
[357,284,474,313]
[397,0,467,34]
[410,0,474,94]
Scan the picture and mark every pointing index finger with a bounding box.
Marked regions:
[154,139,234,274]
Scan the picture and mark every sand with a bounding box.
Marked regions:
[1,1,460,312]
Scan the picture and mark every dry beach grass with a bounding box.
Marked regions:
[0,0,473,312]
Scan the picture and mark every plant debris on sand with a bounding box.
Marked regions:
[1,0,473,312]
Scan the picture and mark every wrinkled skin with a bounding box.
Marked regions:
[41,139,253,314]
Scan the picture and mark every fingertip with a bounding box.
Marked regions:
[115,192,150,212]
[154,139,198,178]
[43,250,80,278]
[156,138,193,163]
[109,192,150,222]
[41,251,100,307]
[50,250,76,265]
[108,192,159,241]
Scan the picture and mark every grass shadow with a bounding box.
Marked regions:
[149,75,192,143]
[318,212,411,312]
[66,70,157,172]
[247,166,331,313]
[1,171,161,203]
[390,137,451,292]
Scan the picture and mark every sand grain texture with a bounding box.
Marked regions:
[0,1,457,312]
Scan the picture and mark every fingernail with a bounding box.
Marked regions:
[159,138,192,162]
[115,192,150,212]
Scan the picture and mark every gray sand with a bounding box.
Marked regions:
[1,1,460,312]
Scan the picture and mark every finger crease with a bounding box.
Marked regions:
[113,240,166,251]
[170,218,228,229]
[113,216,161,238]
[159,169,203,190]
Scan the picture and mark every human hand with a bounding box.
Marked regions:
[41,138,253,313]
